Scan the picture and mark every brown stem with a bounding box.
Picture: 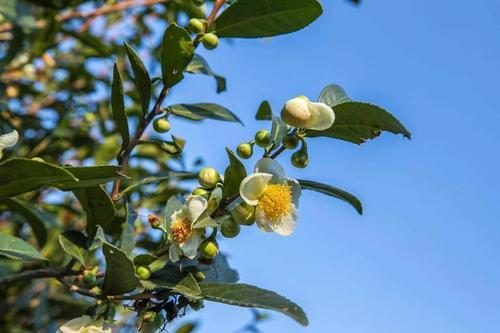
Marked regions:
[0,266,81,287]
[206,0,226,26]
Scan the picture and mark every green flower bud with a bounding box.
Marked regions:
[221,218,241,238]
[136,266,152,280]
[202,33,219,50]
[190,299,204,311]
[194,271,206,282]
[192,187,210,198]
[282,133,299,149]
[142,311,156,323]
[153,118,171,133]
[291,150,309,168]
[231,202,256,226]
[188,18,205,33]
[199,240,218,259]
[192,0,204,6]
[198,167,220,188]
[254,130,271,148]
[236,142,253,159]
[83,272,97,287]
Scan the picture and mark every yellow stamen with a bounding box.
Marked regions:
[171,217,192,243]
[258,183,292,222]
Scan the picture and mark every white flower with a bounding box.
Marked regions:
[164,194,208,262]
[239,158,301,236]
[57,315,111,333]
[281,96,335,130]
[0,130,19,160]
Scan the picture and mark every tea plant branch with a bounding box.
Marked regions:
[0,266,82,287]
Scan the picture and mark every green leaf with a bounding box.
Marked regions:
[298,179,363,214]
[0,158,77,198]
[222,148,247,198]
[200,283,308,326]
[255,100,272,120]
[124,43,151,116]
[148,263,201,297]
[187,54,226,93]
[213,0,322,38]
[179,253,239,283]
[270,115,287,146]
[307,102,411,144]
[161,23,194,87]
[133,254,158,266]
[0,233,47,262]
[169,103,242,124]
[0,0,37,30]
[102,243,139,295]
[58,165,123,190]
[120,172,197,197]
[317,84,352,107]
[58,231,87,265]
[0,198,48,247]
[111,63,130,150]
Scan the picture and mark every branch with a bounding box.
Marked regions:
[0,266,81,287]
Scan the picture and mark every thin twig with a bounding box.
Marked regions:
[0,267,81,287]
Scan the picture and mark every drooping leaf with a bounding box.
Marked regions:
[213,0,323,38]
[169,103,242,124]
[0,233,47,262]
[298,179,363,214]
[102,243,139,295]
[0,158,77,198]
[187,54,226,93]
[161,23,194,87]
[222,148,247,198]
[148,263,201,297]
[58,165,123,191]
[255,100,272,120]
[58,231,87,265]
[124,42,151,116]
[199,283,308,326]
[111,63,130,150]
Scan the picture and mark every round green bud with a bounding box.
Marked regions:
[192,187,210,198]
[142,311,156,323]
[194,271,206,282]
[291,151,309,168]
[198,167,220,188]
[153,118,171,133]
[282,133,299,149]
[199,241,218,259]
[190,299,204,311]
[136,266,152,280]
[202,33,219,50]
[231,202,256,226]
[254,130,271,148]
[188,18,205,34]
[192,0,204,6]
[221,218,241,238]
[236,142,253,159]
[83,272,96,287]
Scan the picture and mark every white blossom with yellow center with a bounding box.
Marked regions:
[281,96,335,130]
[164,194,209,262]
[239,158,301,236]
[0,130,19,160]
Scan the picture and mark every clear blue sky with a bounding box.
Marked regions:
[160,1,500,332]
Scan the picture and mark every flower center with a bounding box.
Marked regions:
[171,217,192,243]
[258,183,292,222]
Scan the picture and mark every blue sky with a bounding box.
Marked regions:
[157,1,500,332]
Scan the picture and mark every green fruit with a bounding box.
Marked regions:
[254,130,271,147]
[199,241,218,259]
[136,266,152,280]
[83,272,96,287]
[188,18,205,33]
[282,133,299,149]
[192,0,204,6]
[231,202,256,226]
[194,271,206,282]
[221,218,241,238]
[153,118,171,133]
[198,167,220,188]
[291,151,309,168]
[236,142,253,159]
[202,33,219,50]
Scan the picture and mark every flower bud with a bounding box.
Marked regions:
[147,214,161,229]
[282,133,299,149]
[199,240,218,259]
[188,18,205,33]
[221,218,241,238]
[291,150,309,168]
[136,266,152,280]
[153,118,171,133]
[194,271,206,282]
[192,187,210,198]
[231,202,256,226]
[281,96,311,128]
[202,33,219,50]
[254,130,271,148]
[198,167,220,188]
[236,142,253,159]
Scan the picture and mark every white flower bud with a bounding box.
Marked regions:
[281,96,311,128]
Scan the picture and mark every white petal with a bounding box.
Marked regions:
[169,244,181,262]
[164,196,183,226]
[287,178,302,207]
[254,158,285,181]
[239,173,273,206]
[185,195,208,222]
[305,102,335,130]
[0,130,19,150]
[210,187,223,203]
[255,206,274,232]
[269,205,298,236]
[180,231,202,259]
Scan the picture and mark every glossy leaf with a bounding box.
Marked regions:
[58,165,123,190]
[148,263,201,297]
[298,179,363,214]
[58,231,87,264]
[187,54,226,93]
[255,100,272,120]
[161,23,194,87]
[178,253,239,283]
[0,233,47,262]
[124,42,151,116]
[213,0,322,38]
[270,115,287,146]
[1,198,48,247]
[169,103,242,124]
[222,148,247,198]
[111,63,130,150]
[102,243,139,295]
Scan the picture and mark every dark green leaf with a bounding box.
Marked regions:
[124,43,151,116]
[223,148,247,198]
[213,0,322,38]
[0,158,77,198]
[298,179,362,214]
[58,165,123,190]
[255,100,272,120]
[186,54,226,93]
[0,233,47,262]
[133,254,158,266]
[58,232,87,264]
[169,103,242,124]
[178,253,239,283]
[148,263,201,297]
[111,63,130,150]
[120,172,197,197]
[161,23,194,87]
[102,243,139,295]
[200,283,308,326]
